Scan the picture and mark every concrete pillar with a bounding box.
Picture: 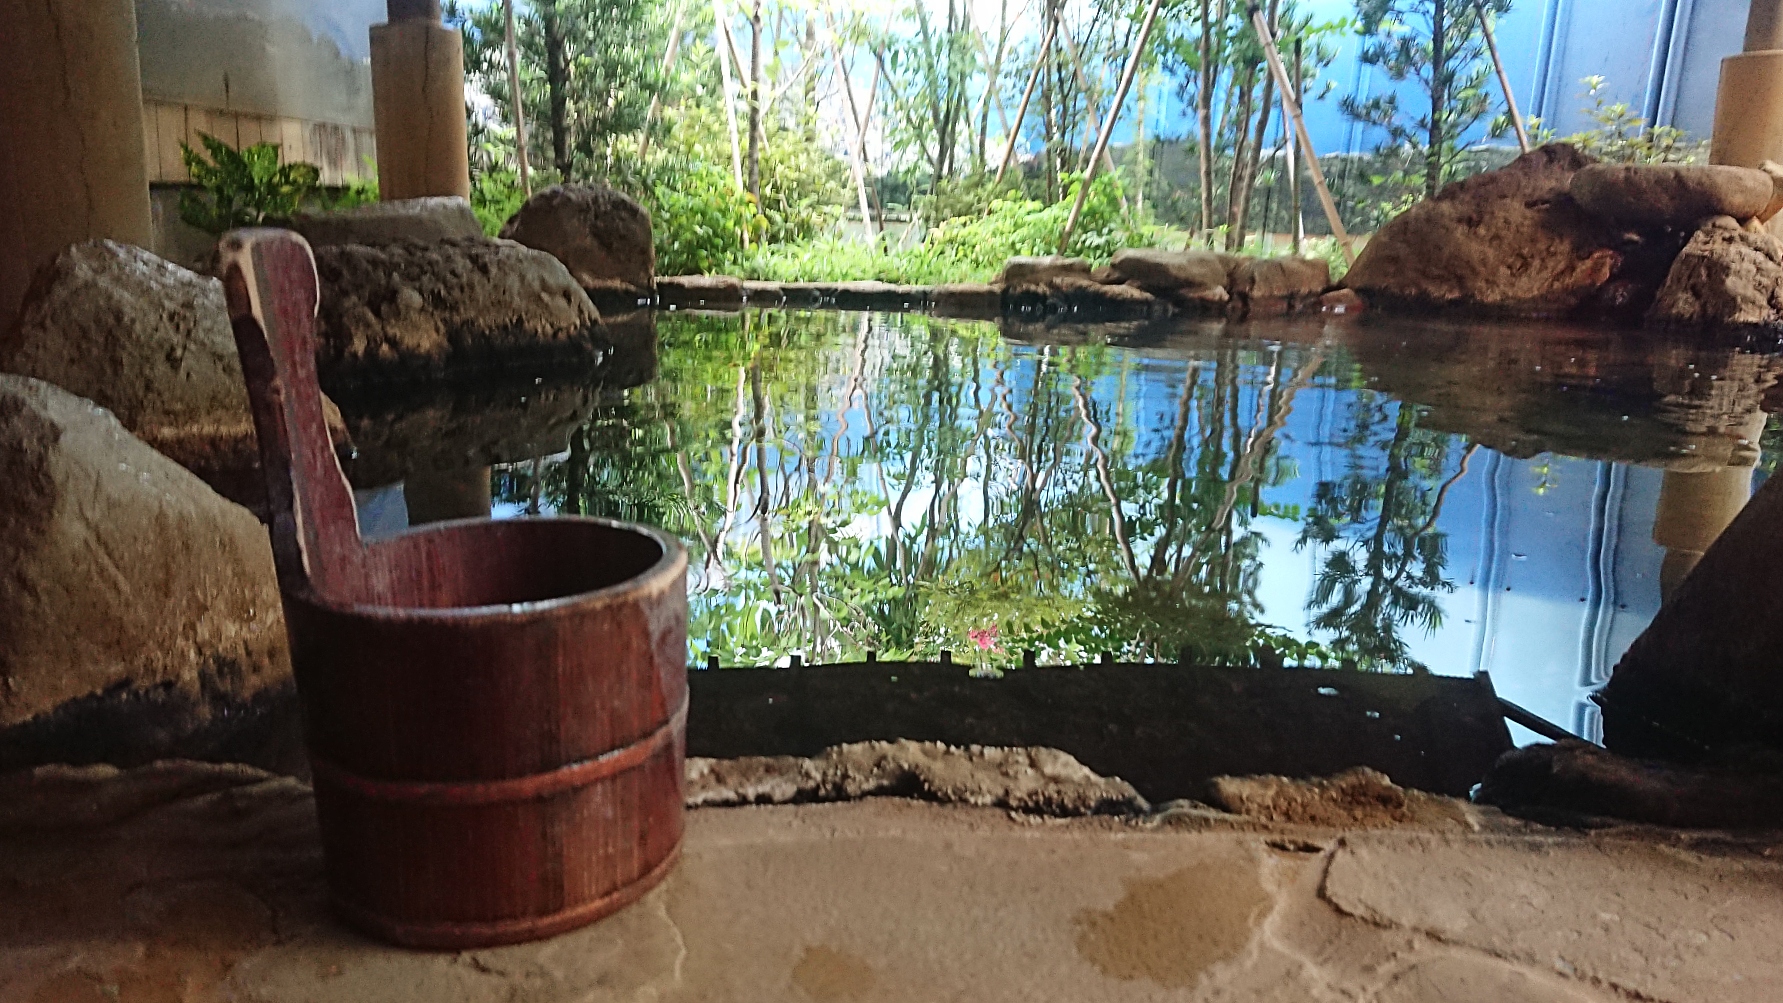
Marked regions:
[1711,1,1783,174]
[1654,464,1756,598]
[370,0,471,201]
[404,467,493,525]
[0,0,154,330]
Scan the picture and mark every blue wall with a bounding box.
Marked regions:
[1133,0,1746,156]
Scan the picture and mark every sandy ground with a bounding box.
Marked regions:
[3,760,1781,1002]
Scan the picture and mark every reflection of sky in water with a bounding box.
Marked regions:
[353,310,1779,748]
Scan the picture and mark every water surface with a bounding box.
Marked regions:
[351,310,1783,745]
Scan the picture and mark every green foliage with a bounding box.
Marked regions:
[453,0,669,178]
[737,234,978,284]
[470,168,528,236]
[1342,0,1513,198]
[320,170,380,212]
[178,133,320,235]
[927,172,1149,270]
[1543,76,1707,165]
[647,162,765,274]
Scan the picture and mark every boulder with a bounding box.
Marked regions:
[686,740,1146,816]
[1230,256,1330,300]
[0,240,348,502]
[0,376,288,730]
[1342,144,1624,316]
[996,255,1091,287]
[499,184,655,300]
[1320,288,1367,314]
[931,283,1003,319]
[656,274,745,309]
[290,196,483,248]
[1648,217,1783,330]
[1108,248,1232,295]
[1047,275,1166,316]
[1600,465,1783,760]
[1759,161,1783,223]
[311,237,606,384]
[1570,164,1773,228]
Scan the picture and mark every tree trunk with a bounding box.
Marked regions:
[746,0,763,202]
[1426,0,1446,198]
[804,19,818,138]
[1223,67,1255,250]
[1197,0,1215,236]
[540,0,571,179]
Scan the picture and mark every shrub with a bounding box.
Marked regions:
[178,132,320,234]
[647,163,765,275]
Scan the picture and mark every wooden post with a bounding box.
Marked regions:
[1056,0,1163,252]
[994,15,1059,187]
[1474,0,1529,154]
[1249,5,1354,264]
[504,0,532,196]
[826,16,878,242]
[639,0,688,159]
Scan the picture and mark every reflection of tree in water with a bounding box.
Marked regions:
[493,310,1368,667]
[1296,390,1473,670]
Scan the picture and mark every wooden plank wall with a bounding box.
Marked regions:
[143,100,377,187]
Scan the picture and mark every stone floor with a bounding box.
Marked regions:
[4,761,1782,1002]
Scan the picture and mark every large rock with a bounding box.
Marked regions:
[1648,217,1783,330]
[0,376,288,730]
[0,240,348,500]
[500,184,655,301]
[686,740,1146,816]
[1108,248,1232,295]
[1342,144,1624,316]
[656,274,744,309]
[997,255,1091,287]
[290,196,484,248]
[311,237,607,384]
[931,283,1002,318]
[1570,163,1774,228]
[1228,256,1331,318]
[1600,466,1783,760]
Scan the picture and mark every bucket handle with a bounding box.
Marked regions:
[219,228,363,599]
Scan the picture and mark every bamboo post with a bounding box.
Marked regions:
[1056,0,1163,252]
[994,15,1059,187]
[712,0,745,189]
[825,16,878,242]
[1249,5,1354,264]
[503,0,532,196]
[1474,0,1529,154]
[1288,36,1303,253]
[639,0,688,159]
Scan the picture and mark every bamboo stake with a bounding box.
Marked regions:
[826,18,878,242]
[1287,37,1303,253]
[994,15,1059,187]
[1475,0,1529,154]
[1056,0,1163,252]
[639,0,688,159]
[1248,5,1354,263]
[503,0,532,196]
[712,0,745,189]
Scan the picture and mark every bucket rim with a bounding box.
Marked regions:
[287,515,687,622]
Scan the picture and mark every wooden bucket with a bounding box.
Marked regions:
[219,229,687,949]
